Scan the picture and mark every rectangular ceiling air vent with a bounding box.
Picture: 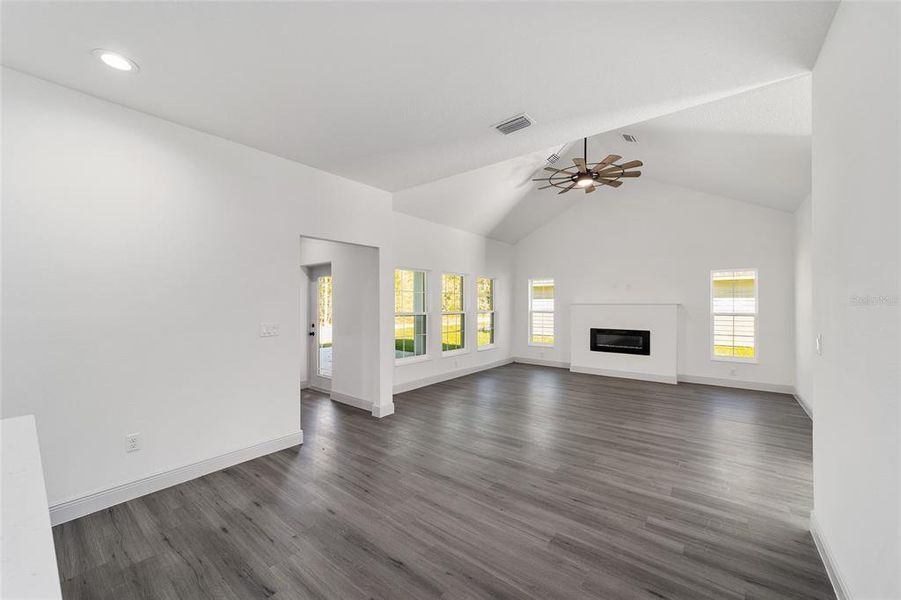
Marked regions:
[494,113,533,135]
[622,133,638,143]
[546,142,569,164]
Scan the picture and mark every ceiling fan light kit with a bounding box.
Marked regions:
[532,137,643,194]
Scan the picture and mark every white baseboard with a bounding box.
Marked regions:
[570,365,677,384]
[324,390,393,419]
[49,431,303,526]
[810,512,849,600]
[330,390,373,412]
[393,357,514,394]
[511,361,794,395]
[372,401,395,418]
[304,385,331,396]
[793,388,813,419]
[511,356,570,369]
[676,374,794,394]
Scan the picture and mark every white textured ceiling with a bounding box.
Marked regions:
[396,75,813,243]
[590,74,812,212]
[2,1,836,193]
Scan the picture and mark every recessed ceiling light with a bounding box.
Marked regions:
[91,49,138,72]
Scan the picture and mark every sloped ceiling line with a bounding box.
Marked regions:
[394,75,812,244]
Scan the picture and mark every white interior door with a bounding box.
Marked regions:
[308,264,332,391]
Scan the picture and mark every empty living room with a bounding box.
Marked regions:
[1,2,899,599]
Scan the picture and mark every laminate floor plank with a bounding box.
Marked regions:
[53,364,835,599]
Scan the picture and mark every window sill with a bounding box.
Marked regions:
[711,356,758,364]
[441,348,470,358]
[477,344,497,352]
[395,355,431,366]
[528,342,555,348]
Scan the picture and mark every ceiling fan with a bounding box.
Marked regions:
[532,138,643,194]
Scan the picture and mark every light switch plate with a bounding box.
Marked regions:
[259,322,280,337]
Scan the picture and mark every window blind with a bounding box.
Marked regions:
[711,270,757,360]
[529,279,555,346]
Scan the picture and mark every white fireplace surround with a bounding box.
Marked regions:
[569,303,679,384]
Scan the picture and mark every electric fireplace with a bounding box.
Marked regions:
[590,328,651,355]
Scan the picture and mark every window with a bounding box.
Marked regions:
[711,269,757,361]
[529,278,555,346]
[477,277,495,348]
[395,269,427,360]
[441,273,465,352]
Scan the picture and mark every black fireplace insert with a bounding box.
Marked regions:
[590,328,651,355]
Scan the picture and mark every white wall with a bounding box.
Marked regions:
[1,68,395,509]
[300,238,380,409]
[1,68,518,514]
[391,213,514,392]
[811,2,900,598]
[512,179,796,390]
[794,194,813,415]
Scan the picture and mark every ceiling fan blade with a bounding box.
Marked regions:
[616,171,641,177]
[558,182,577,194]
[616,160,643,170]
[572,157,588,173]
[591,154,622,172]
[598,178,623,188]
[595,165,624,176]
[538,183,562,190]
[532,178,552,182]
[544,166,575,174]
[584,185,596,194]
[596,161,642,176]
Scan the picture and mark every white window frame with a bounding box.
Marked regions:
[710,268,759,364]
[441,272,468,357]
[477,276,496,351]
[528,278,555,347]
[395,267,430,365]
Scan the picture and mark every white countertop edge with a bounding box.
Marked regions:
[1,414,63,599]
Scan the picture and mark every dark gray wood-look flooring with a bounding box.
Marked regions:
[53,364,834,599]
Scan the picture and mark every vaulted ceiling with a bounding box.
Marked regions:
[3,1,832,243]
[395,75,813,243]
[4,2,834,185]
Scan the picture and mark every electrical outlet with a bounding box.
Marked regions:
[125,432,141,453]
[816,334,823,356]
[259,322,280,337]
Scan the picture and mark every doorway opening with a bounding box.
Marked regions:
[299,235,383,416]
